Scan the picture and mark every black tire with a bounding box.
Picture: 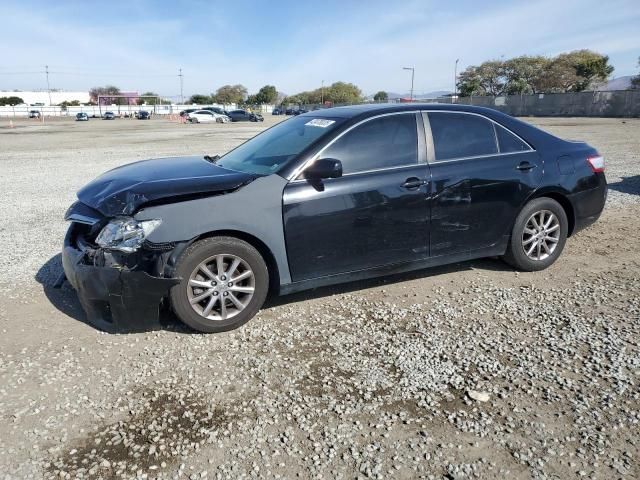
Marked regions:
[502,197,568,271]
[170,236,269,333]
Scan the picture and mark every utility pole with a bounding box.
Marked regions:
[45,65,52,106]
[321,80,324,104]
[454,58,459,102]
[179,68,184,104]
[403,67,415,101]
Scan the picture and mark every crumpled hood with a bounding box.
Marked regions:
[77,156,255,216]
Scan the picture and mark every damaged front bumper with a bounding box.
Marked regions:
[62,223,180,333]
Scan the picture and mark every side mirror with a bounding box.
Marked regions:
[304,158,343,180]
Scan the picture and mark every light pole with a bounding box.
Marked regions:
[403,67,414,101]
[454,59,459,101]
[178,68,184,104]
[45,65,52,107]
[321,80,324,104]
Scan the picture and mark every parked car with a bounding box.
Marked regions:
[187,110,230,124]
[179,109,198,117]
[272,108,283,115]
[75,113,89,121]
[29,110,41,118]
[103,111,115,120]
[227,110,264,122]
[138,111,151,120]
[62,104,607,333]
[285,108,295,115]
[201,107,228,116]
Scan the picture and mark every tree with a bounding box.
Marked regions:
[504,56,551,94]
[58,100,81,110]
[0,96,24,106]
[631,57,640,89]
[188,94,212,104]
[570,50,614,91]
[458,50,614,96]
[457,66,483,96]
[373,91,388,101]
[89,85,121,104]
[458,61,507,96]
[212,84,247,104]
[325,82,363,104]
[254,85,278,104]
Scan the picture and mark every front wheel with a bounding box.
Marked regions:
[170,237,269,333]
[502,197,568,271]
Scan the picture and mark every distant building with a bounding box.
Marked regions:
[0,90,90,106]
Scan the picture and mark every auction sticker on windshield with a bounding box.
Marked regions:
[305,119,335,128]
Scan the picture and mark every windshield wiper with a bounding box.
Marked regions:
[203,154,220,164]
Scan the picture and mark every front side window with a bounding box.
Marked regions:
[321,114,418,174]
[429,112,497,161]
[216,116,344,175]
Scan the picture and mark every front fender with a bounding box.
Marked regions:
[134,174,292,285]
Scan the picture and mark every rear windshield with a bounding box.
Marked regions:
[216,116,344,175]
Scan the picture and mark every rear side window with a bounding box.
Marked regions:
[495,124,531,153]
[428,112,497,161]
[322,114,418,174]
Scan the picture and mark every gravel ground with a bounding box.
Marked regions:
[0,116,638,479]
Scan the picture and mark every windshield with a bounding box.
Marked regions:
[216,116,343,175]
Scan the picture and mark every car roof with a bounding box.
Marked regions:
[299,102,513,119]
[297,102,562,150]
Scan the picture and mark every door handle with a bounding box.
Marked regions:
[402,177,427,189]
[516,161,537,171]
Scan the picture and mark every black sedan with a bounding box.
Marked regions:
[226,109,264,122]
[62,104,607,333]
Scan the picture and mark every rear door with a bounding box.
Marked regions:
[283,112,430,281]
[424,111,542,256]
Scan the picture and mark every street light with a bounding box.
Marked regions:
[403,67,415,101]
[454,59,460,102]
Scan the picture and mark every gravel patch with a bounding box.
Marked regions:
[0,116,638,478]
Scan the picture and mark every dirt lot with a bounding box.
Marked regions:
[0,115,638,479]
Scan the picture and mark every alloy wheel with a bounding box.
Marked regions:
[521,210,561,261]
[187,254,255,321]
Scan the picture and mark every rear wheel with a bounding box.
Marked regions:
[502,197,568,271]
[170,237,269,333]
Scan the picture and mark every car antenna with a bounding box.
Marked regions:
[203,154,220,163]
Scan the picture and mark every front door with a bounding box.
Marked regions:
[425,111,543,256]
[283,113,430,282]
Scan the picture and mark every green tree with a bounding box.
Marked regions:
[373,91,388,101]
[212,84,248,104]
[254,85,278,104]
[325,81,363,104]
[58,100,81,110]
[458,61,507,96]
[504,56,551,94]
[188,94,212,104]
[570,50,614,91]
[0,96,25,106]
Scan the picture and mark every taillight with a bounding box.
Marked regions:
[587,155,605,173]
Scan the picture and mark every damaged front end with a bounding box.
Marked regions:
[61,202,182,333]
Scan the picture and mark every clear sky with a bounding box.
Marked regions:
[1,0,639,98]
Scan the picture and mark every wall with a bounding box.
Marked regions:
[437,90,640,117]
[0,91,90,106]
